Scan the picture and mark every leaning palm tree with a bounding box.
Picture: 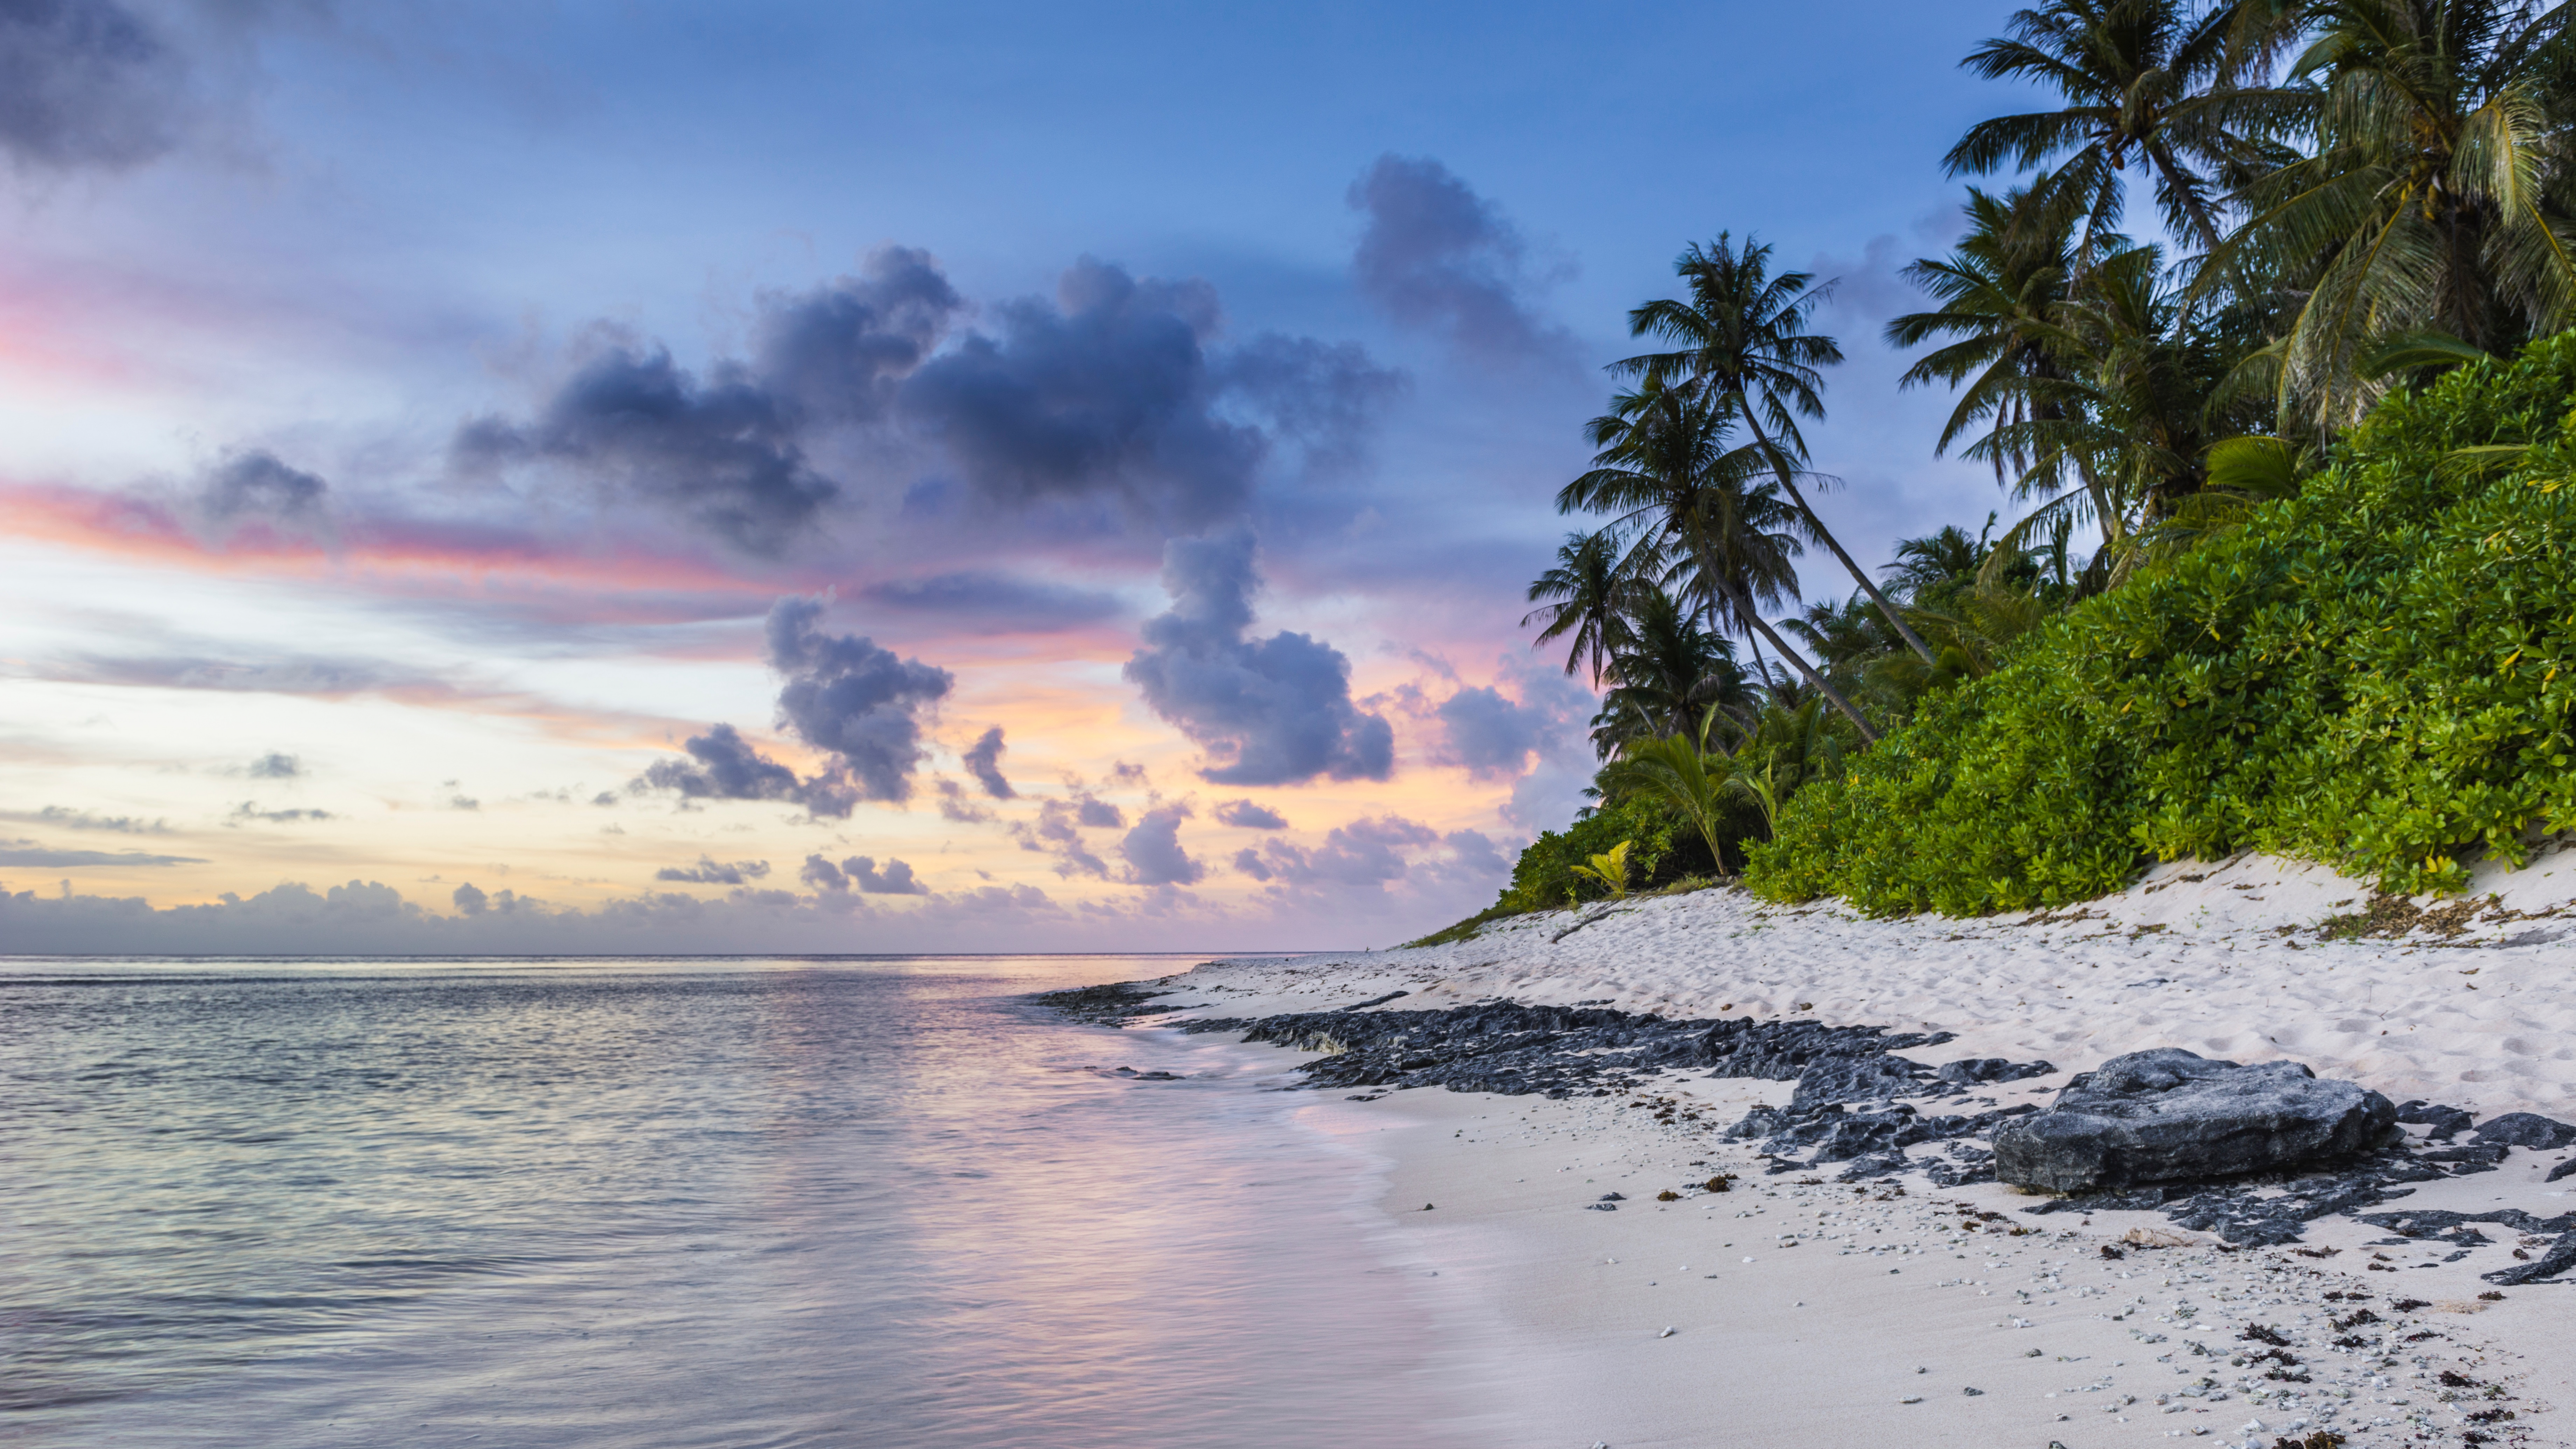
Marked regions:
[1522,529,1639,689]
[1946,0,2271,256]
[2215,0,2576,429]
[1560,380,1881,740]
[1619,234,1938,667]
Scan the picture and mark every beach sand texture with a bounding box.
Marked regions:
[1149,852,2576,1449]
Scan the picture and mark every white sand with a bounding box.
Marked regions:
[1140,853,2576,1449]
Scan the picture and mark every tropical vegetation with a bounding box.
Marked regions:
[1431,0,2576,936]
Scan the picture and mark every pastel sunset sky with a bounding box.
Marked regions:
[1,0,2051,953]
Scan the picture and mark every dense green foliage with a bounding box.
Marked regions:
[1749,333,2576,913]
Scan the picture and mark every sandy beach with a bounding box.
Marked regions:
[1107,853,2576,1449]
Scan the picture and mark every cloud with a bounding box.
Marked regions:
[1010,798,1109,878]
[1073,793,1123,829]
[1433,685,1548,781]
[1107,761,1148,786]
[655,856,772,885]
[1231,847,1270,881]
[1214,333,1410,475]
[765,595,953,803]
[750,246,965,423]
[634,722,856,817]
[0,839,203,867]
[245,751,303,779]
[1122,529,1393,786]
[1213,798,1287,830]
[856,571,1124,633]
[452,882,488,914]
[800,853,928,895]
[1118,803,1201,887]
[1347,154,1570,362]
[934,780,992,823]
[961,726,1015,799]
[447,794,480,811]
[228,802,334,824]
[455,343,836,557]
[5,806,168,834]
[201,451,328,529]
[1245,815,1439,892]
[900,259,1271,533]
[0,0,184,170]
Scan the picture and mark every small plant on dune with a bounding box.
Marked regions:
[1568,840,1635,900]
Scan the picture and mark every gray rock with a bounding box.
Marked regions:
[2484,1230,2576,1286]
[2471,1112,2576,1150]
[1992,1049,2398,1195]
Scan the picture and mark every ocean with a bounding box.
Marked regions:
[0,956,1472,1447]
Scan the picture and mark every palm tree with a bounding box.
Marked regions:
[1619,234,1939,668]
[1591,584,1753,748]
[1522,530,1638,688]
[1886,187,2084,490]
[1947,0,2267,257]
[1559,380,1882,740]
[2215,0,2576,429]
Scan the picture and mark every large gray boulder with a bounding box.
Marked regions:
[1993,1048,2397,1195]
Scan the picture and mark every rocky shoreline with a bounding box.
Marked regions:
[1038,982,2576,1275]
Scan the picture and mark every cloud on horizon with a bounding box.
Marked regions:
[654,856,772,885]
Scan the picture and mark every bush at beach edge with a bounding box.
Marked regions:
[1747,332,2576,916]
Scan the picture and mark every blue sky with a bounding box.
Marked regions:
[0,0,2062,953]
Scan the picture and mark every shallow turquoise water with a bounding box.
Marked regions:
[0,956,1465,1447]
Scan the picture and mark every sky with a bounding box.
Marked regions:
[0,0,2057,955]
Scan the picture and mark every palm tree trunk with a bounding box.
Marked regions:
[1717,576,1878,744]
[1737,405,1938,667]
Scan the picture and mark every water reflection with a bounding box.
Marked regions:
[1,957,1473,1447]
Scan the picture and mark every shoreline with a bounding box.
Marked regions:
[1061,857,2576,1449]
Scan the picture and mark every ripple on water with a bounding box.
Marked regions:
[1,957,1474,1449]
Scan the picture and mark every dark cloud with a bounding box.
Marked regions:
[456,344,834,557]
[0,839,203,867]
[0,0,183,170]
[961,726,1015,800]
[1213,799,1287,830]
[655,856,772,885]
[1433,685,1547,781]
[7,806,168,834]
[751,246,964,423]
[1107,761,1149,787]
[765,596,953,803]
[201,451,328,526]
[800,853,928,895]
[1118,803,1201,887]
[1010,798,1109,878]
[634,722,854,817]
[1073,793,1123,829]
[1246,815,1439,891]
[1214,333,1409,474]
[857,571,1125,633]
[245,751,303,779]
[934,780,992,823]
[1122,529,1393,786]
[228,802,333,824]
[452,882,488,914]
[1347,154,1569,362]
[1231,846,1270,881]
[901,259,1268,533]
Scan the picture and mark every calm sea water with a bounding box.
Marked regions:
[0,956,1472,1448]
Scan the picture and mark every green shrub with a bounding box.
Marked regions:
[1749,332,2576,914]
